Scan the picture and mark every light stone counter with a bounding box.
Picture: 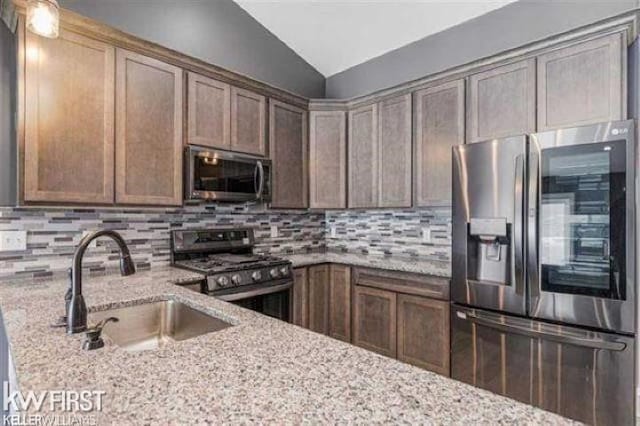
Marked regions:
[0,267,574,424]
[282,251,451,277]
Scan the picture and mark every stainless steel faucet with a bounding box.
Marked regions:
[66,230,136,334]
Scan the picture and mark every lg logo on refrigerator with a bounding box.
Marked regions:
[611,128,628,135]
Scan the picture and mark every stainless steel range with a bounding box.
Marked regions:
[170,228,292,322]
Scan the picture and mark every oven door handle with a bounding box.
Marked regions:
[215,281,292,302]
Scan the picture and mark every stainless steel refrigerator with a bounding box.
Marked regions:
[451,120,635,424]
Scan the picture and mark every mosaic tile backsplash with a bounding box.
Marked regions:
[325,208,452,260]
[0,204,452,280]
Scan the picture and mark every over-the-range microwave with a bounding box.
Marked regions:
[184,145,272,202]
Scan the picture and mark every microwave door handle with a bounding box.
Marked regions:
[255,160,265,200]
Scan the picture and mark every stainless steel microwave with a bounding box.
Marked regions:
[185,145,272,202]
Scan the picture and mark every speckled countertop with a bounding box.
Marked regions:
[282,251,451,277]
[0,267,573,424]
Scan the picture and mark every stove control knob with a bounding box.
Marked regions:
[269,268,280,278]
[231,274,242,285]
[216,276,230,287]
[279,266,289,276]
[251,271,262,282]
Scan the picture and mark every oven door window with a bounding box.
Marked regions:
[232,289,290,322]
[194,155,257,195]
[539,140,626,300]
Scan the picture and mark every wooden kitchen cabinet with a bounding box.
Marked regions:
[414,79,465,206]
[187,72,231,149]
[537,33,625,131]
[308,265,330,334]
[328,265,351,342]
[397,294,450,376]
[231,87,266,156]
[309,110,347,209]
[292,267,309,328]
[115,49,183,206]
[378,94,412,207]
[353,285,397,358]
[467,59,536,143]
[269,100,308,209]
[23,29,115,204]
[348,103,378,208]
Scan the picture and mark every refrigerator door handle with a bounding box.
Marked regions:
[464,312,627,351]
[527,152,540,301]
[513,154,525,296]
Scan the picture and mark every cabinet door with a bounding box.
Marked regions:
[329,265,351,342]
[414,80,465,206]
[467,59,535,143]
[353,285,397,357]
[187,72,230,149]
[292,268,309,328]
[269,100,308,209]
[231,87,266,156]
[397,294,450,376]
[308,265,330,334]
[115,49,183,206]
[378,94,412,207]
[24,29,115,204]
[348,104,378,208]
[537,33,625,131]
[309,111,347,209]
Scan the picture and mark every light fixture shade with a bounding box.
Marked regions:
[26,0,59,39]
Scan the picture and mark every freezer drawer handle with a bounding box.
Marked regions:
[464,313,627,351]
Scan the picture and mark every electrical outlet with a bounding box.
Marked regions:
[422,227,432,243]
[270,225,278,239]
[330,226,337,238]
[0,231,27,252]
[82,231,98,248]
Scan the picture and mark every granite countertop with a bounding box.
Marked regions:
[281,251,451,277]
[0,267,572,424]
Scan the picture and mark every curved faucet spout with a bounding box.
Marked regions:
[67,230,136,334]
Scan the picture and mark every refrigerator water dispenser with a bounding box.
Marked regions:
[467,218,510,284]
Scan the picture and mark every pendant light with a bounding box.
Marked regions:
[26,0,59,39]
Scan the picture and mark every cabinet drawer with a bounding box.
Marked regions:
[353,267,449,300]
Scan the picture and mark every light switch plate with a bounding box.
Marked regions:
[422,227,432,243]
[0,231,27,252]
[270,225,278,239]
[330,226,337,238]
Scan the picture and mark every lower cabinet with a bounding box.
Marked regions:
[397,294,450,375]
[292,264,451,377]
[353,285,397,358]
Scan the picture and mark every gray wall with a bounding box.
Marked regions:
[326,0,638,99]
[59,0,325,98]
[0,21,16,206]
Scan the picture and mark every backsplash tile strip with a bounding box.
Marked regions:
[0,205,451,281]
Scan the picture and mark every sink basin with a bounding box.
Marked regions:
[90,299,232,351]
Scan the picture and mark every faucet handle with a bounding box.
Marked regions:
[82,317,119,350]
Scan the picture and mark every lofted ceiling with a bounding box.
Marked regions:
[234,0,518,77]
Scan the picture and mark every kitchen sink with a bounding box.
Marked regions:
[90,299,233,351]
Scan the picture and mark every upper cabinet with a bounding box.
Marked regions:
[467,59,536,143]
[309,110,347,209]
[115,49,183,206]
[378,94,412,207]
[23,30,115,204]
[231,87,267,156]
[269,100,308,209]
[348,103,378,208]
[187,72,231,149]
[413,80,465,206]
[347,94,412,209]
[537,33,625,131]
